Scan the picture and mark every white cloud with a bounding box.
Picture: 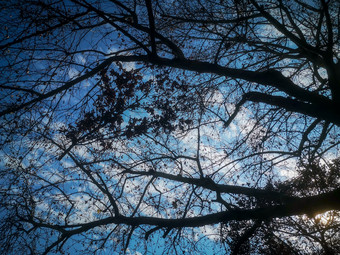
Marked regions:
[277,158,298,179]
[68,68,80,79]
[199,224,220,241]
[122,61,136,71]
[76,54,86,65]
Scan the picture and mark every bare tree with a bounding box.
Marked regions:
[0,0,339,254]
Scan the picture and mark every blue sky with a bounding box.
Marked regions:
[1,0,340,254]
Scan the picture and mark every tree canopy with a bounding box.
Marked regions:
[0,0,340,254]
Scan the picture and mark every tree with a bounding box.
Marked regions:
[0,0,339,254]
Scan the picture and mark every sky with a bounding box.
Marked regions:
[1,0,339,254]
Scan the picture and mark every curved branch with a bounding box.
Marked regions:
[243,92,340,126]
[3,55,335,124]
[122,169,296,202]
[35,188,340,235]
[0,55,116,117]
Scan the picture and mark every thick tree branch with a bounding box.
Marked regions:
[123,169,296,202]
[33,188,340,236]
[250,0,323,64]
[145,0,157,56]
[3,55,336,124]
[243,92,340,126]
[0,56,116,117]
[231,220,262,255]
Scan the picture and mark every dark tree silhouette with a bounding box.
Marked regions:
[0,0,339,254]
